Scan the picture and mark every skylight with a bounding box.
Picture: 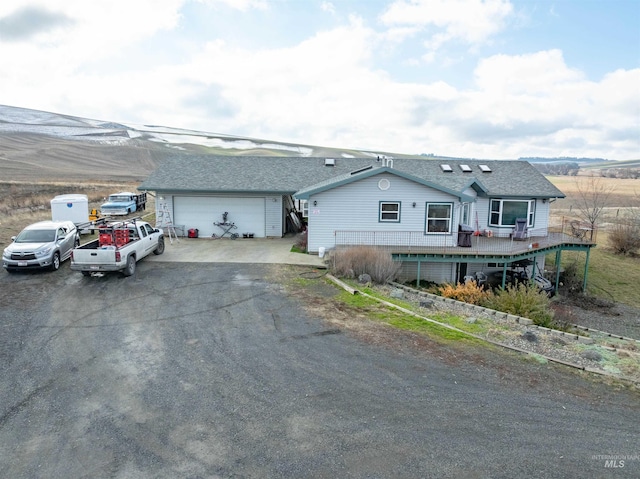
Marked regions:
[479,164,492,172]
[440,164,452,172]
[460,164,472,172]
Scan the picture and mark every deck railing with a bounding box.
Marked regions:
[334,222,595,256]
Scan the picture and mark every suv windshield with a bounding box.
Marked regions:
[15,229,56,243]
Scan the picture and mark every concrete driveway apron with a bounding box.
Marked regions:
[146,236,326,267]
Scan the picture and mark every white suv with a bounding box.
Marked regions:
[3,221,80,273]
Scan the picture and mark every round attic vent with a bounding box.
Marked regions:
[378,179,390,190]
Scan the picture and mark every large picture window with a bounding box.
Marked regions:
[490,199,535,227]
[426,203,452,233]
[379,201,400,222]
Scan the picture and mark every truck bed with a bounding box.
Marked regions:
[70,220,163,276]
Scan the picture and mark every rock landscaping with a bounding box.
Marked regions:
[364,281,640,384]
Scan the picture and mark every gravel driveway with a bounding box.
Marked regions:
[0,262,638,478]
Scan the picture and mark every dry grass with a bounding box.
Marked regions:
[330,246,401,284]
[548,176,640,231]
[549,176,639,215]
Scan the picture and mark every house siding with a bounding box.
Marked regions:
[307,173,462,253]
[156,195,175,228]
[397,261,455,283]
[265,196,283,237]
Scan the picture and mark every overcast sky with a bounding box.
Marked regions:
[0,0,638,160]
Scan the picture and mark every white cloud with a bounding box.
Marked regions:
[198,0,268,11]
[381,0,514,50]
[320,2,336,15]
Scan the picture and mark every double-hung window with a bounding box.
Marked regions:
[489,199,535,227]
[379,201,400,222]
[426,203,452,233]
[300,200,309,218]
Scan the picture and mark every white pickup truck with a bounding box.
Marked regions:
[70,220,164,276]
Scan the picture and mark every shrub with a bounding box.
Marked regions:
[608,222,640,256]
[295,231,307,253]
[439,281,492,305]
[330,246,400,284]
[482,283,555,327]
[560,260,583,294]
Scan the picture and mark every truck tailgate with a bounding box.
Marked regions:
[72,247,119,266]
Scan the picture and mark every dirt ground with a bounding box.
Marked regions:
[551,289,640,340]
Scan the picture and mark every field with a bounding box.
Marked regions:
[548,175,639,226]
[545,176,640,308]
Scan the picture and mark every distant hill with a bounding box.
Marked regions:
[0,105,429,182]
[519,157,612,165]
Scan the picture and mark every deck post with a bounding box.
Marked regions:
[554,250,562,292]
[501,262,508,289]
[417,260,421,288]
[532,256,537,277]
[582,248,591,292]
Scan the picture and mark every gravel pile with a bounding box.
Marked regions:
[371,283,640,383]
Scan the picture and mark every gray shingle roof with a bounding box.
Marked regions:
[138,156,565,198]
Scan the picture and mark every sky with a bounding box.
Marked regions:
[0,0,638,160]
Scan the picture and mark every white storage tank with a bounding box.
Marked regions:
[51,194,89,225]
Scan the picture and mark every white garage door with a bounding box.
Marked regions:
[174,196,266,238]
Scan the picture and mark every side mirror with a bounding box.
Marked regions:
[58,235,66,242]
[11,236,16,241]
[154,229,160,233]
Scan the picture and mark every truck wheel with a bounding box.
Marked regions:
[50,252,61,271]
[123,255,136,276]
[153,237,165,255]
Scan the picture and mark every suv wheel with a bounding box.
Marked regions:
[50,252,61,271]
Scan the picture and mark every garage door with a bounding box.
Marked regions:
[174,196,266,238]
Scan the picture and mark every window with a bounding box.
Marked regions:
[489,199,535,227]
[460,203,471,226]
[379,201,400,222]
[426,203,452,233]
[300,200,309,218]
